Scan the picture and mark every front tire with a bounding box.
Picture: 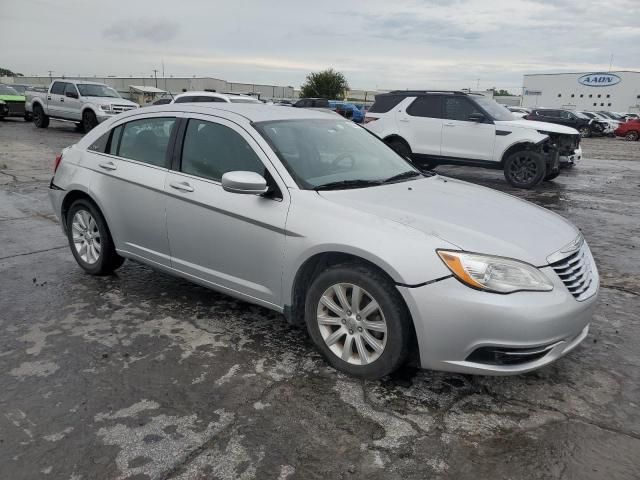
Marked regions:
[503,150,546,189]
[33,104,49,128]
[578,126,591,138]
[66,199,124,276]
[82,110,98,132]
[625,131,639,141]
[305,264,413,379]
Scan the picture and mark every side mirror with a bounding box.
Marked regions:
[468,112,485,122]
[221,171,268,195]
[65,91,78,99]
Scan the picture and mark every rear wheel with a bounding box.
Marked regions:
[24,113,32,122]
[82,110,98,132]
[305,264,413,379]
[66,199,124,275]
[625,130,639,141]
[33,104,49,128]
[503,150,546,189]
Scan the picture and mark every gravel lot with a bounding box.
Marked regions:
[1,118,639,480]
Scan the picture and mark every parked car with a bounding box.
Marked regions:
[578,111,617,135]
[49,103,598,379]
[622,113,639,121]
[26,80,138,131]
[597,111,626,122]
[0,84,27,121]
[171,91,262,104]
[614,119,640,141]
[329,101,365,123]
[293,98,330,108]
[365,91,581,189]
[152,97,173,106]
[525,108,598,138]
[507,106,530,118]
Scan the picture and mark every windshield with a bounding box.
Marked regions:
[575,112,590,119]
[77,84,121,98]
[580,112,595,119]
[230,97,261,104]
[472,96,515,121]
[254,119,420,189]
[0,85,20,95]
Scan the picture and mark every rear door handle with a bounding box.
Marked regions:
[170,181,194,192]
[99,161,117,171]
[47,96,51,100]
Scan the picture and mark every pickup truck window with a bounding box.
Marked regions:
[77,84,120,98]
[50,82,66,95]
[64,83,78,97]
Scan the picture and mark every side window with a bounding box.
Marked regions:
[118,117,176,167]
[64,83,78,97]
[174,96,195,104]
[369,95,404,113]
[108,125,123,155]
[181,119,265,182]
[88,131,111,153]
[406,96,442,118]
[50,82,66,95]
[443,97,482,122]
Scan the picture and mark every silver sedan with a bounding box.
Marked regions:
[49,104,598,379]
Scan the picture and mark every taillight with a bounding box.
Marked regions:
[364,116,378,124]
[54,153,63,173]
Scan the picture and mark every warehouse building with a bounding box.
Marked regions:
[522,70,640,112]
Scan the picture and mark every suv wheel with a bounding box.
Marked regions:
[503,150,546,189]
[66,199,124,275]
[578,126,591,138]
[625,131,639,141]
[305,264,413,379]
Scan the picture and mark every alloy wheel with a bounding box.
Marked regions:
[579,126,590,138]
[316,283,387,365]
[71,210,101,264]
[508,154,539,184]
[625,131,639,141]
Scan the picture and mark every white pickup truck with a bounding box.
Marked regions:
[26,80,138,131]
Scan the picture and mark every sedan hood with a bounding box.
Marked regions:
[496,119,579,135]
[318,176,579,266]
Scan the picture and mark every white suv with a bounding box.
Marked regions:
[365,91,582,189]
[171,91,262,104]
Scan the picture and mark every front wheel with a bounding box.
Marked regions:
[305,264,413,379]
[625,131,639,141]
[66,199,124,275]
[578,126,591,138]
[82,110,98,132]
[503,150,546,189]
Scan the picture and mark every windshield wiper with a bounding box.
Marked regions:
[382,170,423,184]
[314,179,383,191]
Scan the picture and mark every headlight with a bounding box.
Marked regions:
[100,104,112,112]
[437,250,553,293]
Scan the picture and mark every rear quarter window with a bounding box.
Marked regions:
[369,95,405,113]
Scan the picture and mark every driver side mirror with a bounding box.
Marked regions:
[468,112,485,123]
[65,91,78,99]
[221,171,268,195]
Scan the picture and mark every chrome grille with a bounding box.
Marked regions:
[112,104,137,113]
[549,242,594,301]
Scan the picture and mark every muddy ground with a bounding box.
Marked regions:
[1,118,639,480]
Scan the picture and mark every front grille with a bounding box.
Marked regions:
[112,104,137,113]
[549,242,594,300]
[6,101,25,115]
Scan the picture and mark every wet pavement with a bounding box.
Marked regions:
[1,118,639,479]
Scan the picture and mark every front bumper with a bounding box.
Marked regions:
[399,265,598,375]
[559,146,582,166]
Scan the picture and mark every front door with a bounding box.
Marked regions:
[165,116,289,307]
[62,83,82,121]
[440,96,496,161]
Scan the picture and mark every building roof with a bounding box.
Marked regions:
[129,85,167,93]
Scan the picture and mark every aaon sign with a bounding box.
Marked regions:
[578,73,621,87]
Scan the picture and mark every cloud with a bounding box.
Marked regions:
[102,19,179,43]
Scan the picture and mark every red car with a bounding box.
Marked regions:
[614,119,640,141]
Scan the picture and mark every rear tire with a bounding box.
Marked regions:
[82,110,98,132]
[33,104,49,128]
[625,131,639,141]
[304,263,413,379]
[24,113,32,122]
[66,199,124,276]
[503,150,546,189]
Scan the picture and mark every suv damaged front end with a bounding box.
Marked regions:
[539,131,582,167]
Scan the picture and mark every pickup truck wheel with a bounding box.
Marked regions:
[33,104,49,128]
[503,150,546,189]
[578,126,591,138]
[82,110,98,132]
[24,113,32,122]
[75,123,85,133]
[625,131,639,141]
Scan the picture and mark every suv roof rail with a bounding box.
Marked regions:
[385,90,467,95]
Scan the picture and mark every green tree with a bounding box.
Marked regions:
[0,67,23,77]
[300,68,349,99]
[491,88,514,96]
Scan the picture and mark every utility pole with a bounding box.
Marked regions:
[48,70,53,82]
[152,69,158,88]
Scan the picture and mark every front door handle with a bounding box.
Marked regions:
[47,96,51,100]
[170,181,194,192]
[98,161,117,171]
[444,122,455,127]
[60,98,64,102]
[399,118,409,123]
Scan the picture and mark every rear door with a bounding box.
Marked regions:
[396,95,443,157]
[440,96,496,161]
[86,114,177,266]
[164,115,289,307]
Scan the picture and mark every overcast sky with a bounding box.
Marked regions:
[2,0,639,92]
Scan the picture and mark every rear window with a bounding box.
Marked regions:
[369,95,404,113]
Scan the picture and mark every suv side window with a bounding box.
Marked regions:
[406,96,442,118]
[180,119,265,182]
[117,117,176,167]
[559,111,574,119]
[443,97,482,122]
[50,82,66,95]
[369,95,404,113]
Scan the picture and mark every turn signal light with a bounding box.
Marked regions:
[54,153,63,173]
